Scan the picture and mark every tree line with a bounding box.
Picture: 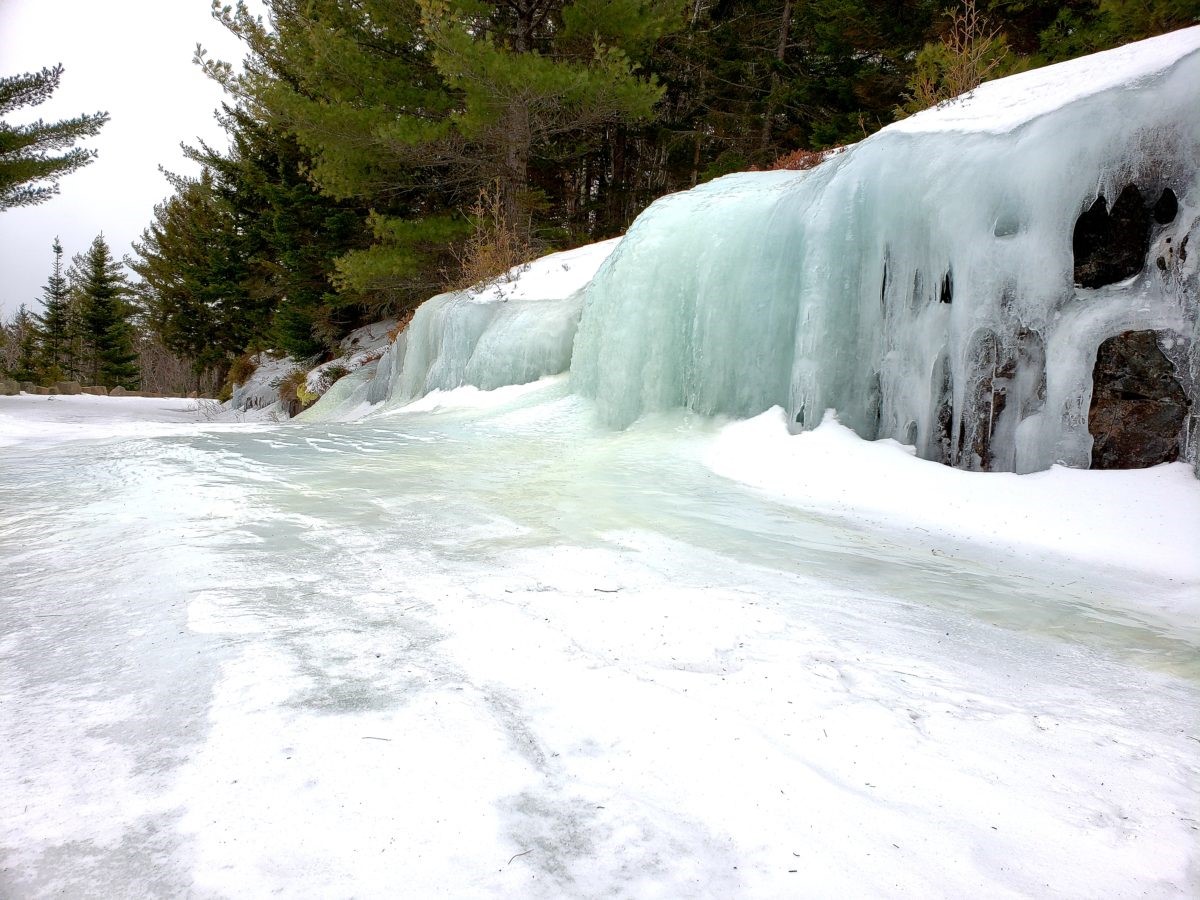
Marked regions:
[5,0,1197,396]
[1,235,146,390]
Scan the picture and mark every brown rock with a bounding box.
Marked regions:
[109,386,128,397]
[1089,330,1188,469]
[55,381,82,395]
[81,386,109,396]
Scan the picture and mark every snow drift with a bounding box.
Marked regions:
[323,29,1200,474]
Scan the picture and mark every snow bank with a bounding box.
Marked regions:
[708,409,1200,623]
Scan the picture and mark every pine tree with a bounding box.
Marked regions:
[0,66,109,210]
[5,305,42,383]
[417,0,685,235]
[36,237,73,381]
[69,235,139,388]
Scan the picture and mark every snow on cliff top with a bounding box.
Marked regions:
[893,25,1200,134]
[463,238,621,304]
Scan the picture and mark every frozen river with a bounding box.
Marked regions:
[1,391,1198,897]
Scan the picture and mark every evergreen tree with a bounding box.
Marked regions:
[69,235,138,388]
[0,66,109,210]
[203,0,465,308]
[416,0,685,234]
[5,305,42,383]
[36,237,73,381]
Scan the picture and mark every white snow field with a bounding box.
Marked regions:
[1,390,1198,898]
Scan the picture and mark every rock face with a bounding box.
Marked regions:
[1088,330,1189,468]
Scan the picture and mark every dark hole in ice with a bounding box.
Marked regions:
[1072,185,1151,288]
[1088,330,1187,469]
[1153,188,1178,224]
[939,270,953,305]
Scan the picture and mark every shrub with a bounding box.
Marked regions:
[899,0,1011,115]
[769,148,833,171]
[447,179,534,293]
[226,353,258,387]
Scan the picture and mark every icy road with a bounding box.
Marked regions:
[1,391,1198,897]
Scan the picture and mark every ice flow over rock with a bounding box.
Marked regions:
[334,28,1200,474]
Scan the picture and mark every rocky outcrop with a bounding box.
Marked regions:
[1088,330,1189,468]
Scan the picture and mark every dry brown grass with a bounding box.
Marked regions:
[446,180,534,293]
[769,148,834,171]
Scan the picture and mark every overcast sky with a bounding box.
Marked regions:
[0,0,263,319]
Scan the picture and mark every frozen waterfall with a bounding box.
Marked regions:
[319,28,1200,474]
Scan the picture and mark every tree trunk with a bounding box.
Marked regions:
[760,0,795,151]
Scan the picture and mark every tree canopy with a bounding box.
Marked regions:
[0,65,109,210]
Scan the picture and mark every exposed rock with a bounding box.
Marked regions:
[81,386,108,396]
[0,379,18,395]
[55,381,82,395]
[1073,184,1152,288]
[1089,330,1188,469]
[34,386,50,395]
[109,386,128,396]
[20,381,37,394]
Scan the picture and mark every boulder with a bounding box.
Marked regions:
[20,381,37,394]
[34,386,50,395]
[55,381,82,395]
[1089,330,1188,469]
[81,385,108,396]
[109,386,128,396]
[0,379,18,396]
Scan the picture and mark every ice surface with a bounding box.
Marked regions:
[2,393,1198,896]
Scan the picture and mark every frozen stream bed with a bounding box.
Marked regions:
[1,391,1198,897]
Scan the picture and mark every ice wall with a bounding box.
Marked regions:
[361,240,619,409]
[571,28,1200,473]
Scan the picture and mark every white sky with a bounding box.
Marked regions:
[0,0,263,319]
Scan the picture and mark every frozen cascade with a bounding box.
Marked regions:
[356,240,620,410]
[571,28,1200,473]
[314,29,1200,474]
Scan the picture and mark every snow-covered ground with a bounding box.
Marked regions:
[2,391,1197,897]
